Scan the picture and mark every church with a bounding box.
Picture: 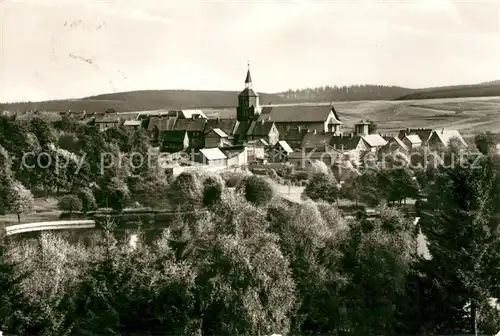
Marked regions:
[231,65,343,147]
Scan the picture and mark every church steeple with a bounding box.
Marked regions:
[237,62,260,122]
[245,61,252,89]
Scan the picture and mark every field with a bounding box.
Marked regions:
[202,96,500,136]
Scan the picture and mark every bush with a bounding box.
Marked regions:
[220,170,251,188]
[77,188,97,213]
[237,175,277,206]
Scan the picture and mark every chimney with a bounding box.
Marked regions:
[441,128,444,134]
[350,132,353,138]
[192,114,196,120]
[313,129,317,135]
[216,117,220,123]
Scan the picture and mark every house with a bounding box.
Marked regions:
[268,140,293,162]
[222,146,248,167]
[196,148,227,166]
[246,139,268,162]
[122,119,142,131]
[246,120,279,145]
[330,134,369,164]
[161,130,189,153]
[362,134,388,152]
[351,120,387,152]
[170,109,208,119]
[205,118,239,137]
[380,137,409,156]
[427,129,467,149]
[173,118,207,149]
[205,128,230,148]
[398,128,433,145]
[94,116,120,131]
[402,134,422,150]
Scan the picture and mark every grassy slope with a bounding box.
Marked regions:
[394,83,500,100]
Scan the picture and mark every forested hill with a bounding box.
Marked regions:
[394,82,500,100]
[2,82,500,112]
[0,85,411,113]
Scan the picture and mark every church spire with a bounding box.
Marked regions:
[245,61,252,88]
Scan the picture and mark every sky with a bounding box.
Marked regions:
[1,0,500,102]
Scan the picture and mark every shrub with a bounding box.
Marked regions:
[237,175,277,206]
[220,170,251,188]
[77,188,97,213]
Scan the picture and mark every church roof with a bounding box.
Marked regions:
[258,105,337,123]
[247,121,275,137]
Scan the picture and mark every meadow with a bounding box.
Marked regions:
[200,96,500,136]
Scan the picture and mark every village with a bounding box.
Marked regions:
[4,66,470,178]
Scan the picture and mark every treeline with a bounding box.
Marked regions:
[278,85,413,102]
[1,154,500,335]
[395,83,500,101]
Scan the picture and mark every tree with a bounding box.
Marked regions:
[6,181,35,223]
[368,120,378,134]
[266,200,348,334]
[29,117,56,147]
[303,172,339,203]
[77,187,97,213]
[202,175,224,207]
[419,154,500,335]
[474,132,497,156]
[104,127,131,152]
[127,175,170,208]
[58,195,83,215]
[340,212,415,334]
[95,177,130,212]
[0,244,35,334]
[236,175,276,206]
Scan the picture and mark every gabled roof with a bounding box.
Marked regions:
[301,131,332,149]
[430,129,467,147]
[200,148,227,160]
[162,130,187,142]
[123,120,142,127]
[205,118,239,136]
[404,134,422,144]
[95,116,119,123]
[247,139,269,147]
[247,121,275,137]
[258,105,337,123]
[174,118,206,132]
[330,135,366,151]
[277,140,293,153]
[212,128,228,138]
[174,109,207,119]
[233,121,252,140]
[398,128,433,143]
[362,134,387,147]
[386,137,409,151]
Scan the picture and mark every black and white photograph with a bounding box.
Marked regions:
[1,0,500,335]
